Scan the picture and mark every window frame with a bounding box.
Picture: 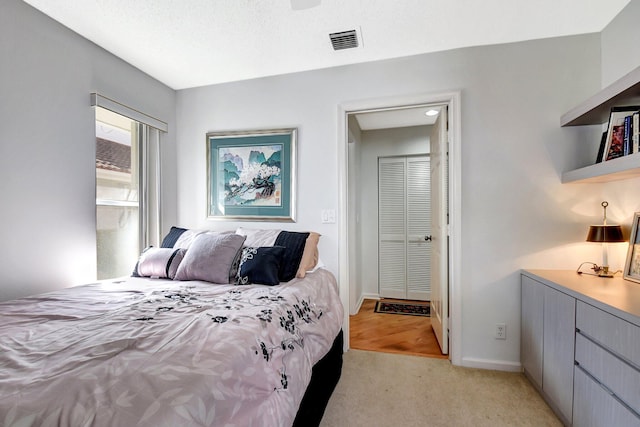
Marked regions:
[92,93,167,279]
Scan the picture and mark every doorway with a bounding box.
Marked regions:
[337,92,461,364]
[351,108,445,356]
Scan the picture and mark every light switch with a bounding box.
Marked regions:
[321,209,336,224]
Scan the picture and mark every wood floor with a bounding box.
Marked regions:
[349,299,447,359]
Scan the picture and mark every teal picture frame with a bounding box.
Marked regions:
[207,128,296,221]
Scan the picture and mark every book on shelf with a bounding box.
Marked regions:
[604,106,640,161]
[596,131,607,163]
[633,111,640,154]
[623,115,632,156]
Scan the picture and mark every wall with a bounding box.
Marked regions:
[176,33,615,368]
[357,125,430,305]
[594,0,640,281]
[598,0,640,260]
[0,0,177,301]
[601,0,640,87]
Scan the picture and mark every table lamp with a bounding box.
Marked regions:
[585,201,625,277]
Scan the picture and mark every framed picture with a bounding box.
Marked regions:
[604,106,640,161]
[206,128,297,221]
[624,212,640,283]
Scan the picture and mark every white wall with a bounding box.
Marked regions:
[0,0,177,301]
[357,126,430,304]
[176,32,619,368]
[590,0,640,282]
[601,0,640,87]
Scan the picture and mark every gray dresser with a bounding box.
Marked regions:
[521,270,640,426]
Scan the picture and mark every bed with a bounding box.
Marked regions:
[0,227,344,427]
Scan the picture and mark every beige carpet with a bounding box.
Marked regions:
[320,350,561,427]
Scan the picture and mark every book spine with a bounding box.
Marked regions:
[633,112,640,154]
[596,131,607,163]
[624,115,632,156]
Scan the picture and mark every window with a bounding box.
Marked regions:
[92,95,165,280]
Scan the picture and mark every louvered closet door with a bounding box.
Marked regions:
[378,156,430,301]
[378,158,406,299]
[407,156,430,300]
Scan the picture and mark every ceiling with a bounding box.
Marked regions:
[355,106,441,130]
[23,0,630,91]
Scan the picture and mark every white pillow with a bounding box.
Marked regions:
[235,227,282,247]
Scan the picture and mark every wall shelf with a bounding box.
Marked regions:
[562,152,640,183]
[561,65,640,127]
[560,65,640,183]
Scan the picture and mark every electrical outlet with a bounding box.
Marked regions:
[495,323,506,340]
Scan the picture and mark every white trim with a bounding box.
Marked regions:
[91,93,168,133]
[353,293,380,315]
[448,92,462,367]
[462,357,522,373]
[337,105,350,351]
[337,91,462,365]
[96,199,138,207]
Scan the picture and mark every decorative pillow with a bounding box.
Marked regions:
[173,229,235,249]
[228,244,243,283]
[173,229,207,249]
[296,232,321,278]
[133,247,186,279]
[274,231,310,282]
[237,246,285,286]
[160,226,188,248]
[174,233,246,283]
[236,227,282,247]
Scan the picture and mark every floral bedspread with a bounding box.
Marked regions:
[0,269,343,427]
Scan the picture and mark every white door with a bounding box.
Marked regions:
[429,110,449,354]
[406,156,431,300]
[378,156,431,301]
[378,158,407,299]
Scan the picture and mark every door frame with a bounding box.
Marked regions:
[337,91,462,365]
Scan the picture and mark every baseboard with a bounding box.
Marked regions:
[461,357,522,372]
[351,293,380,315]
[350,296,363,316]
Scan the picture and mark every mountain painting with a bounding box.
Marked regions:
[219,144,283,206]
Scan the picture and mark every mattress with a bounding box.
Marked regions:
[0,269,343,427]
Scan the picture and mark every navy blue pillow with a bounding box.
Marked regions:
[274,231,310,282]
[161,226,188,248]
[237,246,285,286]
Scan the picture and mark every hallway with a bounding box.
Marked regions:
[349,299,447,359]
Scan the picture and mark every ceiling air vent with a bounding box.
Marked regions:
[330,29,359,51]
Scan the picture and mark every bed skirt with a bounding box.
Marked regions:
[293,329,344,427]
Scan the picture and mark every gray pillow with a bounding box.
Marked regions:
[174,232,246,283]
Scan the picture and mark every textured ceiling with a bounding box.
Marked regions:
[23,0,631,90]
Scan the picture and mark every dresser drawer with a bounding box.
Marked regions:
[575,333,640,414]
[576,301,640,367]
[573,367,640,427]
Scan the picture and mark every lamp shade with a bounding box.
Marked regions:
[586,225,625,243]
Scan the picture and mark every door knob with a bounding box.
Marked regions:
[425,235,432,241]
